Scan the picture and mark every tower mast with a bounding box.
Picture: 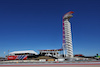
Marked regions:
[62,11,74,58]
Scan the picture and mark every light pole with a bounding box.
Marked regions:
[4,51,6,58]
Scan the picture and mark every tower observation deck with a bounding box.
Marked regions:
[62,11,74,58]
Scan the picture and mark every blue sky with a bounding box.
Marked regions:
[0,0,100,57]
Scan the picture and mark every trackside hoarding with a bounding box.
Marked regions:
[7,55,27,60]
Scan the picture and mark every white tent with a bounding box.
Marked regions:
[9,50,38,55]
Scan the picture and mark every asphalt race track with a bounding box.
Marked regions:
[0,62,100,67]
[0,64,100,67]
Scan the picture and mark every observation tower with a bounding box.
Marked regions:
[62,11,74,58]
